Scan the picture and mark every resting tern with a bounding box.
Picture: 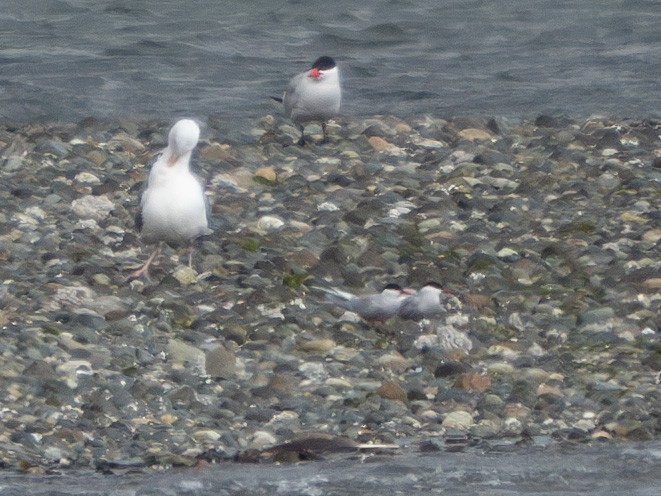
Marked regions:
[314,284,412,322]
[398,282,463,321]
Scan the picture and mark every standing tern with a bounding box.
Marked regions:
[129,118,210,280]
[272,56,342,146]
[398,282,463,321]
[314,284,412,322]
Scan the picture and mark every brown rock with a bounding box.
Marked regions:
[109,132,145,154]
[376,351,411,373]
[268,373,300,394]
[254,166,278,184]
[503,402,531,420]
[463,293,495,309]
[285,248,319,268]
[199,142,232,161]
[368,136,402,154]
[376,380,407,403]
[536,383,564,397]
[609,420,654,441]
[299,338,336,353]
[454,373,492,391]
[642,278,661,290]
[457,128,495,141]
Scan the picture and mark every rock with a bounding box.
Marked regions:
[193,430,222,442]
[454,373,492,391]
[36,138,70,158]
[108,132,146,154]
[441,410,474,430]
[457,128,494,141]
[255,216,285,233]
[250,430,277,448]
[503,403,531,420]
[171,266,198,285]
[253,166,277,184]
[205,345,237,378]
[199,142,232,161]
[642,278,661,289]
[497,247,521,262]
[376,351,411,372]
[299,338,336,353]
[578,307,616,325]
[70,195,115,221]
[367,136,406,155]
[166,340,205,373]
[376,381,407,403]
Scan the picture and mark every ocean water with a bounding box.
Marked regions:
[0,442,659,495]
[0,0,659,127]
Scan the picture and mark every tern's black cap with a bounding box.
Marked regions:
[311,56,336,70]
[422,281,444,289]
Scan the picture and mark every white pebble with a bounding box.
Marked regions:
[256,215,284,233]
[318,202,339,212]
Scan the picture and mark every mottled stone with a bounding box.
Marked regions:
[205,345,237,378]
[442,410,474,430]
[71,195,115,221]
[376,381,408,403]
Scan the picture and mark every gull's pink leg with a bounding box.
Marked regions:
[128,245,161,281]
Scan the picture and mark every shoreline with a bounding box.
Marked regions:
[0,113,659,472]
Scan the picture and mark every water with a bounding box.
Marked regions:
[1,0,659,128]
[0,442,659,495]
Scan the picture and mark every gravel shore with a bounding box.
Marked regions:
[0,113,659,472]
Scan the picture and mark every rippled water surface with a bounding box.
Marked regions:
[1,0,659,126]
[0,442,660,495]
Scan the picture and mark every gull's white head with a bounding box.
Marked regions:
[168,119,200,159]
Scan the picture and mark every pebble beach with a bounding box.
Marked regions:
[0,113,660,472]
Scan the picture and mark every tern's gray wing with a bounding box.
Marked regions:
[399,291,463,321]
[357,294,403,321]
[283,72,306,117]
[398,294,432,321]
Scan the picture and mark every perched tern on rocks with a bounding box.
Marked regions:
[273,56,341,146]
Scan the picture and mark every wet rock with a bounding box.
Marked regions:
[457,128,495,141]
[454,373,492,392]
[442,411,474,430]
[70,195,115,221]
[376,381,408,403]
[205,345,237,378]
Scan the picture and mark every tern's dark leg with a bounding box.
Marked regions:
[296,124,306,146]
[320,122,329,144]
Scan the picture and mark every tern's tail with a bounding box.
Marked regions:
[311,286,355,310]
[270,96,284,103]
